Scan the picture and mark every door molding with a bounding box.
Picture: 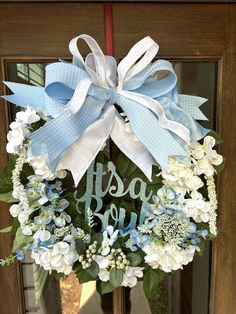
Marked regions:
[0,2,235,314]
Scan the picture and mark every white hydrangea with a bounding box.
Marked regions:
[27,155,67,181]
[190,136,223,176]
[31,241,79,275]
[192,159,215,177]
[183,191,211,223]
[7,122,29,154]
[122,266,144,288]
[162,157,203,192]
[6,107,40,155]
[143,242,198,272]
[15,107,40,125]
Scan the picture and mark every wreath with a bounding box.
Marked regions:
[0,35,224,298]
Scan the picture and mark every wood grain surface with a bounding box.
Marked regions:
[0,2,235,314]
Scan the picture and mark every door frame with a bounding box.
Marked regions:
[0,2,235,314]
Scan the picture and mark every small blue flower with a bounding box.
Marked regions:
[51,180,63,191]
[129,229,140,240]
[136,234,150,248]
[16,250,24,261]
[125,238,138,252]
[197,229,208,239]
[191,237,201,245]
[46,187,60,202]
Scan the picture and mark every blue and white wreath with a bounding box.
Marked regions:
[0,35,224,297]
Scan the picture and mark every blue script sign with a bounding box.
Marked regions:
[74,161,154,231]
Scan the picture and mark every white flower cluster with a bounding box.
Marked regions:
[6,107,40,154]
[94,251,144,288]
[122,266,144,288]
[10,166,83,275]
[31,241,78,275]
[143,242,198,272]
[7,107,66,181]
[162,136,222,193]
[27,154,67,181]
[190,136,223,176]
[162,136,222,234]
[153,214,189,245]
[162,158,204,193]
[183,191,211,223]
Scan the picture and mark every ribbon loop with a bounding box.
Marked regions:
[69,34,108,87]
[117,36,159,87]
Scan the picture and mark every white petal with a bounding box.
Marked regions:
[9,204,22,217]
[39,229,51,242]
[99,269,110,282]
[204,136,215,148]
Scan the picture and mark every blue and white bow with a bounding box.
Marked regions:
[2,34,208,185]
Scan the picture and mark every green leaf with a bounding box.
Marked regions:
[116,151,137,178]
[0,177,13,194]
[0,191,17,203]
[86,261,99,279]
[143,268,165,299]
[63,192,78,219]
[75,266,94,284]
[127,253,142,267]
[0,155,17,193]
[0,155,17,177]
[0,226,12,233]
[130,165,162,190]
[207,130,222,144]
[51,271,65,280]
[72,214,90,233]
[91,233,103,246]
[12,227,33,253]
[196,239,206,257]
[11,218,20,234]
[109,268,124,288]
[96,151,110,165]
[21,163,34,184]
[75,239,86,255]
[96,280,115,295]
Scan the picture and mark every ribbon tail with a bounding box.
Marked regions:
[120,90,190,144]
[29,96,105,171]
[1,81,45,111]
[177,94,208,121]
[110,112,155,181]
[154,96,209,142]
[56,105,116,186]
[117,96,187,170]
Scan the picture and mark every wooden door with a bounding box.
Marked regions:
[0,2,235,314]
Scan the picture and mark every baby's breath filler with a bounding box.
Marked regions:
[205,175,218,236]
[12,148,30,213]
